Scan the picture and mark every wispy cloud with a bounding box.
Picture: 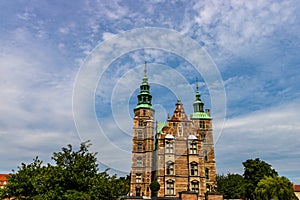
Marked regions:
[217,98,300,182]
[0,0,299,182]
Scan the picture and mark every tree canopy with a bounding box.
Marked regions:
[255,176,296,200]
[243,158,278,200]
[0,142,130,200]
[216,173,245,199]
[216,158,295,200]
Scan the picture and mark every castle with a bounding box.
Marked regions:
[130,64,217,200]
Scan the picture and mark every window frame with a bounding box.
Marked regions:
[190,162,198,176]
[189,142,197,154]
[166,180,175,195]
[165,141,174,154]
[166,161,174,175]
[205,168,209,179]
[136,173,142,183]
[136,157,143,167]
[191,181,199,193]
[137,131,143,139]
[200,121,205,129]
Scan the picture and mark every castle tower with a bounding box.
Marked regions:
[190,79,217,196]
[154,80,216,200]
[130,63,155,197]
[129,71,217,200]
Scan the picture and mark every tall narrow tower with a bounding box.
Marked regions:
[191,79,216,195]
[130,63,155,197]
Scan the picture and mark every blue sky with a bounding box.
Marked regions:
[0,0,300,183]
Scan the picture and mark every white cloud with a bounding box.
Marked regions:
[0,28,80,172]
[216,98,300,182]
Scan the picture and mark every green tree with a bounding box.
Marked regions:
[4,156,42,198]
[1,142,130,200]
[216,173,245,199]
[243,158,278,200]
[150,179,160,197]
[255,176,296,200]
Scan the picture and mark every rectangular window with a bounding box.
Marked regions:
[136,187,141,196]
[166,181,174,195]
[137,144,143,151]
[200,121,205,129]
[166,162,174,175]
[205,168,209,179]
[178,125,183,136]
[138,120,143,127]
[166,142,173,153]
[191,181,199,193]
[202,134,206,143]
[203,150,208,162]
[189,143,197,154]
[190,163,198,176]
[137,131,143,139]
[136,157,143,167]
[136,173,141,183]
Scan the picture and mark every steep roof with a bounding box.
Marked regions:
[170,98,188,121]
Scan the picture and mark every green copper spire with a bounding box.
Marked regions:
[135,62,152,109]
[192,78,211,119]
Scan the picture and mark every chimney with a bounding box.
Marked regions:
[205,109,210,116]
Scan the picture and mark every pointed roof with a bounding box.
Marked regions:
[170,97,188,121]
[191,78,211,119]
[135,62,152,109]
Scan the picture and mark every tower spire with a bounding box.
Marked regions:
[144,61,147,78]
[191,78,211,119]
[135,62,152,109]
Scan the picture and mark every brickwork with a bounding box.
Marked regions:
[129,72,217,200]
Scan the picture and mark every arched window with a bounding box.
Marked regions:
[190,162,198,176]
[166,180,174,195]
[136,157,143,167]
[166,161,174,175]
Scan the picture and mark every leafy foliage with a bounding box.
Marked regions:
[216,158,295,200]
[255,176,296,200]
[243,158,278,200]
[150,179,160,197]
[216,173,245,199]
[1,142,130,200]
